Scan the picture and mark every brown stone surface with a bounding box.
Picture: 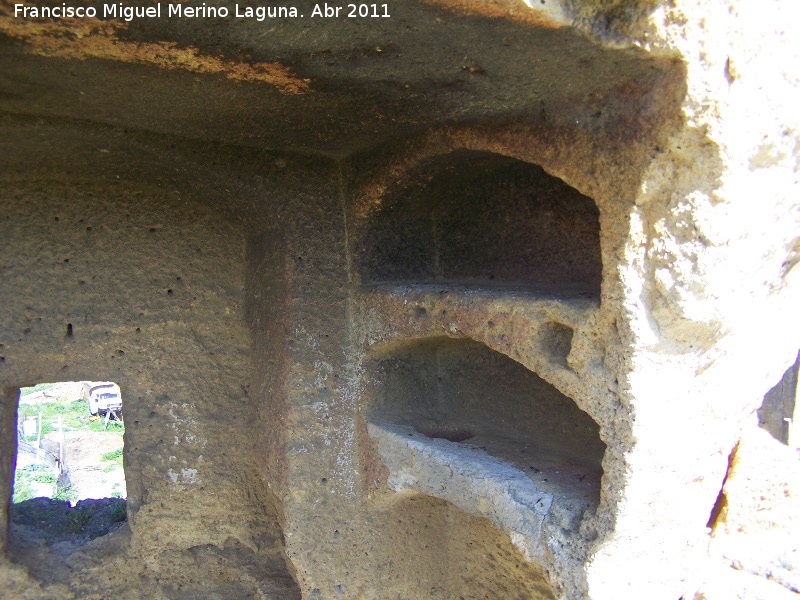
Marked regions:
[0,181,298,597]
[0,0,798,598]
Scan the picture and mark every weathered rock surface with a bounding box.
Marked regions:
[0,0,798,598]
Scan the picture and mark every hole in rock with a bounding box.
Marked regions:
[358,150,602,295]
[540,321,574,368]
[10,381,127,546]
[367,337,605,505]
[417,426,475,443]
[758,350,800,446]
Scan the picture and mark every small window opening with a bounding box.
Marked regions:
[11,381,127,545]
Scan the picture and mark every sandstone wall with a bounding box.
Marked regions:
[0,0,798,599]
[0,175,297,598]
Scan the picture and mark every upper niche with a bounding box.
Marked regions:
[358,150,602,295]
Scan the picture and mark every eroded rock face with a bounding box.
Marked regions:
[0,0,798,598]
[0,182,298,597]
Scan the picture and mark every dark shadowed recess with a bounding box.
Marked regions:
[366,337,606,480]
[358,150,602,295]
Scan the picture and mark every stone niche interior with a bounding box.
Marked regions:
[365,336,606,500]
[357,149,607,585]
[357,150,603,295]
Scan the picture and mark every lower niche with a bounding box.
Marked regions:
[11,380,127,548]
[365,336,605,560]
[367,337,605,477]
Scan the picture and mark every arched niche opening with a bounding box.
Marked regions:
[367,336,604,475]
[357,150,602,295]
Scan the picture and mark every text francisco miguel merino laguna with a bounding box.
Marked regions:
[12,3,392,21]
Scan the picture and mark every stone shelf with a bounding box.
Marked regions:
[368,421,601,564]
